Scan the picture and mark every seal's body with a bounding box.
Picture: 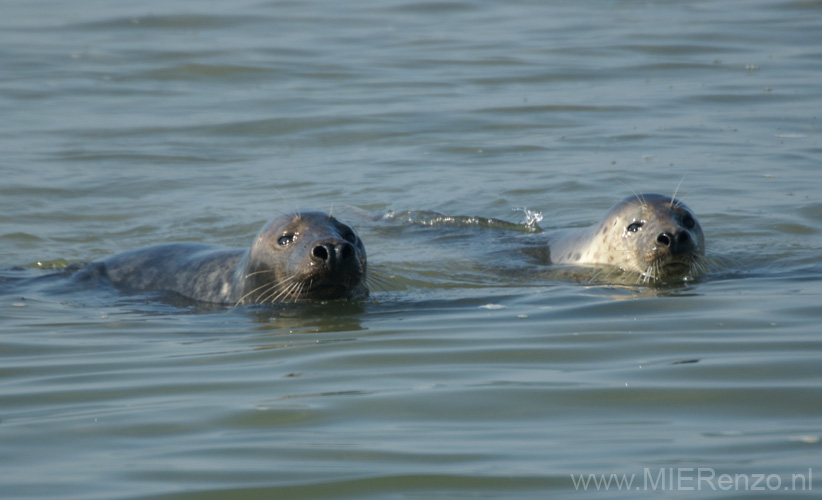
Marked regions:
[77,212,368,305]
[545,193,705,281]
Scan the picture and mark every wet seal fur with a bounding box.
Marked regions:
[72,212,368,305]
[545,193,706,282]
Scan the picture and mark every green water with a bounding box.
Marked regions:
[1,0,821,498]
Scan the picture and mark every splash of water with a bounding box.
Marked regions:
[512,207,543,230]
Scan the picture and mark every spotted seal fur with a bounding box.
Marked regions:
[545,193,705,282]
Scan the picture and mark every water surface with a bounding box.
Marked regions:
[1,0,821,498]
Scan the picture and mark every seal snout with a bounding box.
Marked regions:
[311,240,355,269]
[655,230,694,255]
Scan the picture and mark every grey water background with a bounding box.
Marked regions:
[1,0,821,498]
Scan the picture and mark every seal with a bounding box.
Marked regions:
[73,211,368,305]
[545,193,705,282]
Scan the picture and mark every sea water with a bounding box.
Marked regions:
[1,1,821,498]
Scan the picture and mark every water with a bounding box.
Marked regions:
[1,0,821,498]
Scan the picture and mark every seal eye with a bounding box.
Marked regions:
[341,229,358,244]
[277,234,294,246]
[627,221,644,233]
[682,215,696,229]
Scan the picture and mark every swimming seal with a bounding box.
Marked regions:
[73,212,368,305]
[545,193,706,282]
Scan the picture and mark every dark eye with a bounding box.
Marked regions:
[277,234,294,246]
[682,215,696,229]
[627,221,644,233]
[341,229,357,244]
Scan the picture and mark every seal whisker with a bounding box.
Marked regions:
[244,269,274,280]
[692,254,714,277]
[264,279,295,304]
[260,275,301,304]
[689,259,708,276]
[256,275,299,299]
[234,281,274,307]
[269,186,300,219]
[290,281,304,303]
[238,281,279,306]
[297,281,308,302]
[238,274,299,306]
[691,260,707,277]
[365,272,395,293]
[263,285,286,304]
[702,252,737,272]
[255,282,283,304]
[671,175,686,209]
[286,279,305,302]
[286,280,306,303]
[615,180,641,205]
[269,281,295,304]
[639,260,663,284]
[254,283,282,305]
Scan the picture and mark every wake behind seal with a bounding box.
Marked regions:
[72,211,368,305]
[544,193,706,282]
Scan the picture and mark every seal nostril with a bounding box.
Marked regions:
[340,242,353,261]
[677,231,690,244]
[312,245,329,262]
[656,233,672,247]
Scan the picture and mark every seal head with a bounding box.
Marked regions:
[547,193,705,281]
[238,211,368,304]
